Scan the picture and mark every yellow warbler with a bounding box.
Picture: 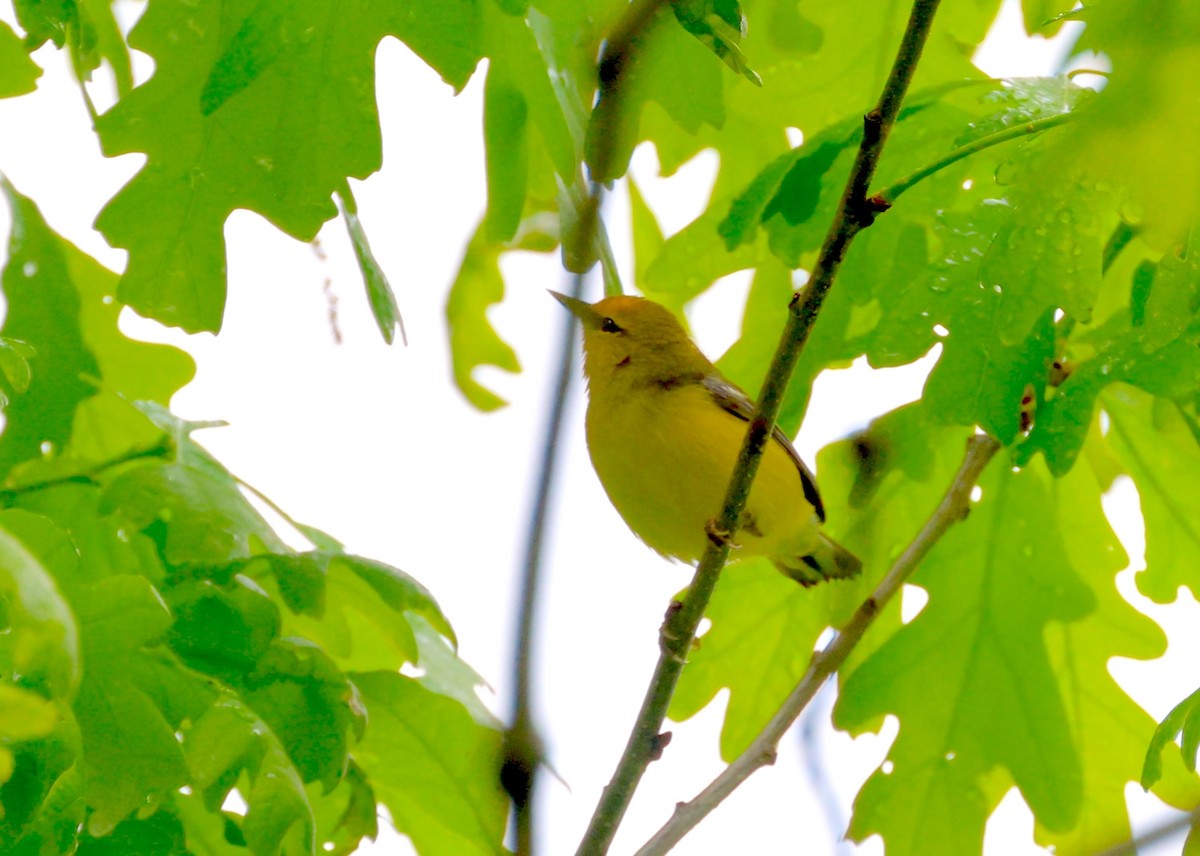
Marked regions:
[552,291,860,586]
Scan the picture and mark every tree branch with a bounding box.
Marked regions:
[575,2,944,853]
[875,112,1075,206]
[634,433,1001,855]
[501,2,664,851]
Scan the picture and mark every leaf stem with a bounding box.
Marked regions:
[876,111,1075,205]
[634,433,1001,855]
[575,1,944,853]
[0,438,173,502]
[1093,804,1200,856]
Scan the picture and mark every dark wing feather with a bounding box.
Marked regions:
[700,373,826,522]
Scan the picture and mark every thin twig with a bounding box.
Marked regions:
[875,112,1074,205]
[635,433,1001,855]
[1092,804,1200,856]
[503,263,589,856]
[575,2,944,853]
[0,439,173,502]
[501,1,662,850]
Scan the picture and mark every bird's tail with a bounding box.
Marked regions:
[772,534,862,587]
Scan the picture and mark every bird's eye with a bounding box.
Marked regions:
[600,317,622,334]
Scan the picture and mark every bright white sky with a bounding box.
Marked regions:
[1,0,1199,853]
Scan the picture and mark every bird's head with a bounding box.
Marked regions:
[550,292,710,392]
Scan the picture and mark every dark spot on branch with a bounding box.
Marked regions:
[649,731,673,761]
[500,753,533,810]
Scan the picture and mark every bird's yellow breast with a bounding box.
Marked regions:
[585,382,819,564]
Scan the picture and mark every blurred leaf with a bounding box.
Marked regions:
[1104,386,1200,605]
[626,176,671,307]
[352,671,506,856]
[308,761,377,856]
[445,221,521,411]
[952,76,1087,146]
[671,0,761,85]
[1035,439,1200,852]
[586,2,724,181]
[0,683,57,742]
[94,0,484,332]
[75,808,188,856]
[337,186,404,346]
[0,21,40,97]
[1061,0,1200,241]
[1143,686,1200,788]
[0,521,79,699]
[837,460,1095,855]
[13,0,132,93]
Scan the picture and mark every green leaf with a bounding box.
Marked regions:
[586,1,725,181]
[246,552,455,673]
[337,186,404,346]
[407,613,500,729]
[0,20,40,97]
[75,808,188,856]
[308,761,378,856]
[0,683,58,741]
[93,0,484,332]
[240,639,364,790]
[670,0,761,86]
[351,671,506,856]
[482,69,529,242]
[101,421,286,568]
[921,205,1059,444]
[0,520,79,699]
[1143,687,1200,788]
[445,221,522,411]
[0,178,100,473]
[1103,386,1200,604]
[1061,0,1200,241]
[72,575,188,836]
[0,179,193,474]
[673,405,964,756]
[836,459,1095,855]
[1034,438,1200,852]
[184,696,315,855]
[163,576,281,682]
[979,166,1109,343]
[13,0,132,93]
[0,751,85,854]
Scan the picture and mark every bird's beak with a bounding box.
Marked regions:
[548,290,604,330]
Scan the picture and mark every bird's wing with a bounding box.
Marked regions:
[700,373,826,522]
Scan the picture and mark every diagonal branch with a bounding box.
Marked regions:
[575,1,944,853]
[634,433,1001,855]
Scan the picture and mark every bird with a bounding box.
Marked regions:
[551,291,861,586]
